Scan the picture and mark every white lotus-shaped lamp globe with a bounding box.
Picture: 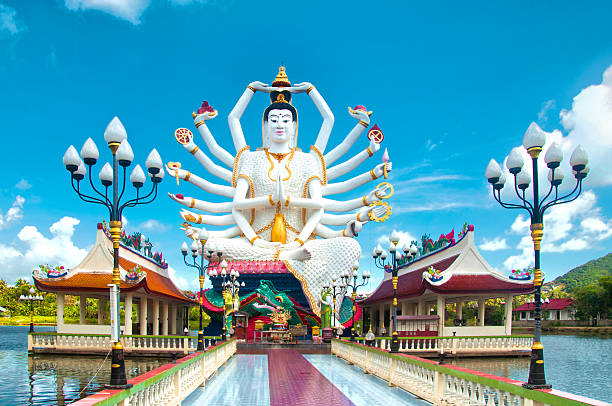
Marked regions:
[375,244,383,256]
[371,247,378,258]
[116,140,134,167]
[190,239,199,255]
[388,241,397,253]
[410,244,418,255]
[389,230,400,246]
[197,228,209,243]
[516,171,531,191]
[220,259,228,271]
[522,122,546,151]
[506,148,524,175]
[180,241,189,255]
[63,145,81,172]
[485,159,502,183]
[570,144,588,172]
[130,164,146,188]
[494,172,506,190]
[104,117,127,146]
[81,138,99,165]
[145,149,163,175]
[548,167,564,187]
[380,250,388,260]
[544,141,563,169]
[99,163,113,187]
[241,282,245,287]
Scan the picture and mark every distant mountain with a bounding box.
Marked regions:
[552,253,612,292]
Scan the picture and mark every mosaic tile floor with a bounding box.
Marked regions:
[184,352,429,406]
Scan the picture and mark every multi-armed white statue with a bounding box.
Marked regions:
[166,67,392,316]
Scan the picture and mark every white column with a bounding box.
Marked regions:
[417,299,425,315]
[369,307,375,331]
[504,295,513,335]
[457,300,463,320]
[79,295,86,325]
[478,298,485,326]
[152,299,160,335]
[378,304,384,334]
[436,296,445,335]
[124,293,133,335]
[161,301,169,335]
[169,303,176,335]
[56,294,65,332]
[140,297,148,335]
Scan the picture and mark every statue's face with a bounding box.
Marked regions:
[264,109,296,147]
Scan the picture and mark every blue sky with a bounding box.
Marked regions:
[1,0,612,292]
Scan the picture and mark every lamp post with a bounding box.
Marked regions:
[19,287,43,333]
[180,229,221,351]
[340,262,370,341]
[219,266,243,338]
[209,260,235,340]
[322,275,347,329]
[485,123,589,389]
[62,117,164,389]
[372,233,418,353]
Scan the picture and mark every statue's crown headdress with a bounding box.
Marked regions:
[270,66,292,105]
[272,66,291,87]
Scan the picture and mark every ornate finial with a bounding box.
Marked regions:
[275,93,287,103]
[272,66,291,87]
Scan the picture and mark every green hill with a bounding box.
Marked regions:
[553,253,612,292]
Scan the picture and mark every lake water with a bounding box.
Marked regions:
[0,326,610,405]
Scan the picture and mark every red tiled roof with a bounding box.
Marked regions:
[34,258,196,304]
[361,254,534,305]
[514,298,573,312]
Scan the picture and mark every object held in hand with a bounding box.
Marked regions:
[375,182,394,199]
[168,162,182,186]
[368,201,392,222]
[174,128,192,145]
[367,124,384,144]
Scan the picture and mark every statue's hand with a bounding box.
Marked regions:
[278,174,287,206]
[249,81,271,93]
[271,172,282,203]
[288,82,312,94]
[369,137,380,154]
[253,238,281,249]
[348,107,371,124]
[344,220,363,237]
[193,111,218,124]
[165,164,187,180]
[374,162,392,178]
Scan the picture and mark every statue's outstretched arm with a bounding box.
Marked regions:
[182,139,232,183]
[193,112,235,167]
[165,165,235,198]
[232,177,276,210]
[314,222,361,238]
[292,83,334,153]
[320,205,381,226]
[324,108,371,165]
[180,209,235,226]
[327,138,380,180]
[322,183,393,211]
[228,81,269,152]
[184,225,240,239]
[168,193,233,213]
[322,162,392,196]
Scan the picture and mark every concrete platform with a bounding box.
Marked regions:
[237,341,331,354]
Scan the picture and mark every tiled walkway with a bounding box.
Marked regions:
[183,352,428,406]
[268,349,353,405]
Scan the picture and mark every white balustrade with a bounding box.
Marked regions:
[73,339,237,406]
[333,339,604,406]
[29,333,220,355]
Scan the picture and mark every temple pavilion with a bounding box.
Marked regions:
[360,225,534,337]
[34,223,197,336]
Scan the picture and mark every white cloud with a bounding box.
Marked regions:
[0,195,25,230]
[1,217,88,283]
[168,265,197,290]
[0,4,25,36]
[15,179,31,191]
[64,0,152,24]
[538,99,556,123]
[503,191,612,270]
[479,237,509,251]
[376,230,417,250]
[559,65,612,186]
[139,219,169,232]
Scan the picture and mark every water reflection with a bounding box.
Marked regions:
[0,326,166,405]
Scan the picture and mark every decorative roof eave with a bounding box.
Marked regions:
[361,229,534,305]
